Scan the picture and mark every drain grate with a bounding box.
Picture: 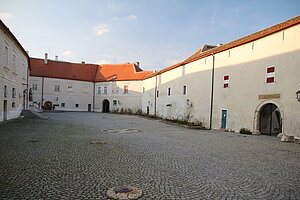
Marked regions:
[101,129,142,134]
[90,141,107,144]
[28,140,39,143]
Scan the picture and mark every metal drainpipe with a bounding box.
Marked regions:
[41,77,44,110]
[92,82,95,112]
[154,75,158,116]
[209,54,215,130]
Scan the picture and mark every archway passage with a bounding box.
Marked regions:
[102,99,110,113]
[44,101,53,110]
[259,103,282,135]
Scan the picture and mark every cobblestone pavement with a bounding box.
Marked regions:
[0,112,300,200]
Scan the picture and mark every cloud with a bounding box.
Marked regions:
[0,12,13,20]
[125,15,138,20]
[62,50,74,57]
[96,60,111,64]
[111,16,118,21]
[93,24,109,35]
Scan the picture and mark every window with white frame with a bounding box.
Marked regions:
[32,82,38,90]
[12,53,17,73]
[83,86,88,93]
[266,66,275,83]
[54,84,60,92]
[61,103,65,107]
[223,75,229,88]
[4,45,8,68]
[113,100,117,106]
[103,86,108,94]
[67,85,73,92]
[97,86,101,94]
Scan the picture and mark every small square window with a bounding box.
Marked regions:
[32,83,38,90]
[75,104,79,108]
[83,86,88,93]
[113,100,117,106]
[224,83,229,88]
[266,77,275,83]
[61,103,65,107]
[55,85,60,92]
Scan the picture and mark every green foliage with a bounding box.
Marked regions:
[239,128,252,134]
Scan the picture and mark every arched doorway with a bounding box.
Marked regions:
[44,101,53,110]
[102,99,110,113]
[259,103,282,135]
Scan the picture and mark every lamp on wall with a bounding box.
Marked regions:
[296,90,300,102]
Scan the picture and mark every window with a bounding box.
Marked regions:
[54,84,60,92]
[12,88,16,98]
[113,100,117,106]
[4,45,8,68]
[124,85,128,94]
[83,86,88,93]
[183,85,187,95]
[97,86,101,94]
[12,54,17,73]
[4,85,7,97]
[156,90,159,97]
[223,75,229,88]
[22,62,26,79]
[266,66,275,83]
[168,87,171,96]
[67,86,73,92]
[61,103,65,107]
[75,104,79,108]
[32,83,38,90]
[12,102,15,108]
[103,86,108,94]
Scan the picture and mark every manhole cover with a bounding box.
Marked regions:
[101,129,142,134]
[107,186,142,200]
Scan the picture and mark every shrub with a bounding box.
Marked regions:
[239,128,252,134]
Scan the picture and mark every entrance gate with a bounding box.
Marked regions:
[259,103,282,135]
[102,99,110,113]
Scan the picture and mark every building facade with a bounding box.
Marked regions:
[0,20,30,122]
[142,16,300,140]
[29,57,152,113]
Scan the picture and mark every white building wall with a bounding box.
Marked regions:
[29,77,94,111]
[0,27,29,122]
[95,80,143,112]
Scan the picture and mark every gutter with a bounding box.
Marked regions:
[41,77,44,109]
[154,75,158,116]
[209,54,215,130]
[92,82,95,112]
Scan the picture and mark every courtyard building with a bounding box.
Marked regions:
[0,20,30,122]
[142,16,300,141]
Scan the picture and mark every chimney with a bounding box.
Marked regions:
[44,53,48,64]
[81,61,85,64]
[55,55,58,61]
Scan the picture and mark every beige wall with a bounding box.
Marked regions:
[142,23,300,138]
[0,28,29,121]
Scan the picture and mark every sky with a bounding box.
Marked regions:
[0,0,299,71]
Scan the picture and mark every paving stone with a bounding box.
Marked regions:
[0,112,299,199]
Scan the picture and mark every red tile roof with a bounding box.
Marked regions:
[146,15,300,79]
[30,58,153,82]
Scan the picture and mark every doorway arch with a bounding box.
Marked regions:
[44,101,53,110]
[102,99,110,113]
[256,103,282,135]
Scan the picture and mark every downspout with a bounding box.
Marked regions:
[26,67,29,110]
[154,75,158,116]
[92,82,95,112]
[209,54,215,130]
[41,77,44,110]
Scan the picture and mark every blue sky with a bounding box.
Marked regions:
[0,0,299,70]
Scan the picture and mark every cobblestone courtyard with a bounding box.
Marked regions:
[0,112,300,200]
